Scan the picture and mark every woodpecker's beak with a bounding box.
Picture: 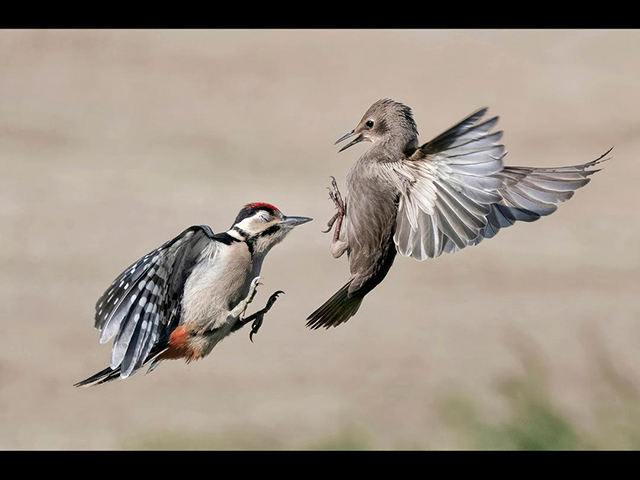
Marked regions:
[335,130,364,152]
[280,216,313,227]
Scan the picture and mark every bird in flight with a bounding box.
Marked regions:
[76,203,312,386]
[307,98,611,329]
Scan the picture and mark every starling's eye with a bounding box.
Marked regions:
[365,120,374,128]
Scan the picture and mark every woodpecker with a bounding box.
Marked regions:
[307,99,611,329]
[75,203,312,386]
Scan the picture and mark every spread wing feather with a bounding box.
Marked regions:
[389,108,611,259]
[92,225,215,379]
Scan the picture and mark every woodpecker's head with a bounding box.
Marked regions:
[335,98,418,153]
[229,203,312,255]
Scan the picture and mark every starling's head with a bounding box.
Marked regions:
[335,99,418,153]
[230,203,312,254]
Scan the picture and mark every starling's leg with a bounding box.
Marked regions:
[321,176,346,236]
[332,205,344,244]
[229,276,262,319]
[322,177,349,258]
[322,211,341,234]
[330,235,349,259]
[232,290,285,341]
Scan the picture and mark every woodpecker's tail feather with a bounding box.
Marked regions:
[74,365,123,387]
[74,345,168,387]
[306,280,364,329]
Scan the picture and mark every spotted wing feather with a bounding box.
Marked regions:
[93,225,215,379]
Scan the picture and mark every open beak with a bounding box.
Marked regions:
[335,130,364,152]
[280,216,313,227]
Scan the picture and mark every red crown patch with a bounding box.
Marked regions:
[245,202,279,211]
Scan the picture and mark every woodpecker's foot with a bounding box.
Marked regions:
[247,277,262,304]
[248,290,285,342]
[244,276,263,316]
[322,176,346,234]
[230,276,262,319]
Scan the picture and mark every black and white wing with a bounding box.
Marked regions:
[91,225,215,379]
[389,108,611,260]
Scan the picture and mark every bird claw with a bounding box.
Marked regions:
[249,276,261,295]
[241,276,261,317]
[322,176,345,234]
[249,316,263,343]
[249,289,284,343]
[268,290,285,305]
[321,211,342,233]
[328,176,344,209]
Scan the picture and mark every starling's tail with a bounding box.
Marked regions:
[74,344,168,387]
[306,280,364,330]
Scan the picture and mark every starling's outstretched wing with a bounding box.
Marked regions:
[387,108,611,260]
[76,225,215,385]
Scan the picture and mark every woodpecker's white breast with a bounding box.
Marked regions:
[181,240,254,333]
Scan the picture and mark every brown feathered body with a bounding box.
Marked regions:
[307,99,610,329]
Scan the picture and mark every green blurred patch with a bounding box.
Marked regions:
[439,330,640,450]
[122,429,284,450]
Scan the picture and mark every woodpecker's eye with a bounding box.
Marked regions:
[365,120,374,128]
[259,213,270,222]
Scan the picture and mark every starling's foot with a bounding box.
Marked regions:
[328,176,345,212]
[249,290,284,342]
[321,211,342,233]
[322,176,346,234]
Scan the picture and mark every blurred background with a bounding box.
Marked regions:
[1,29,639,449]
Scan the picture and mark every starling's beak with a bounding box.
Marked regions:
[280,216,313,227]
[335,130,364,152]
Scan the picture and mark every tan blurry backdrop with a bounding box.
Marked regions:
[0,29,638,449]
